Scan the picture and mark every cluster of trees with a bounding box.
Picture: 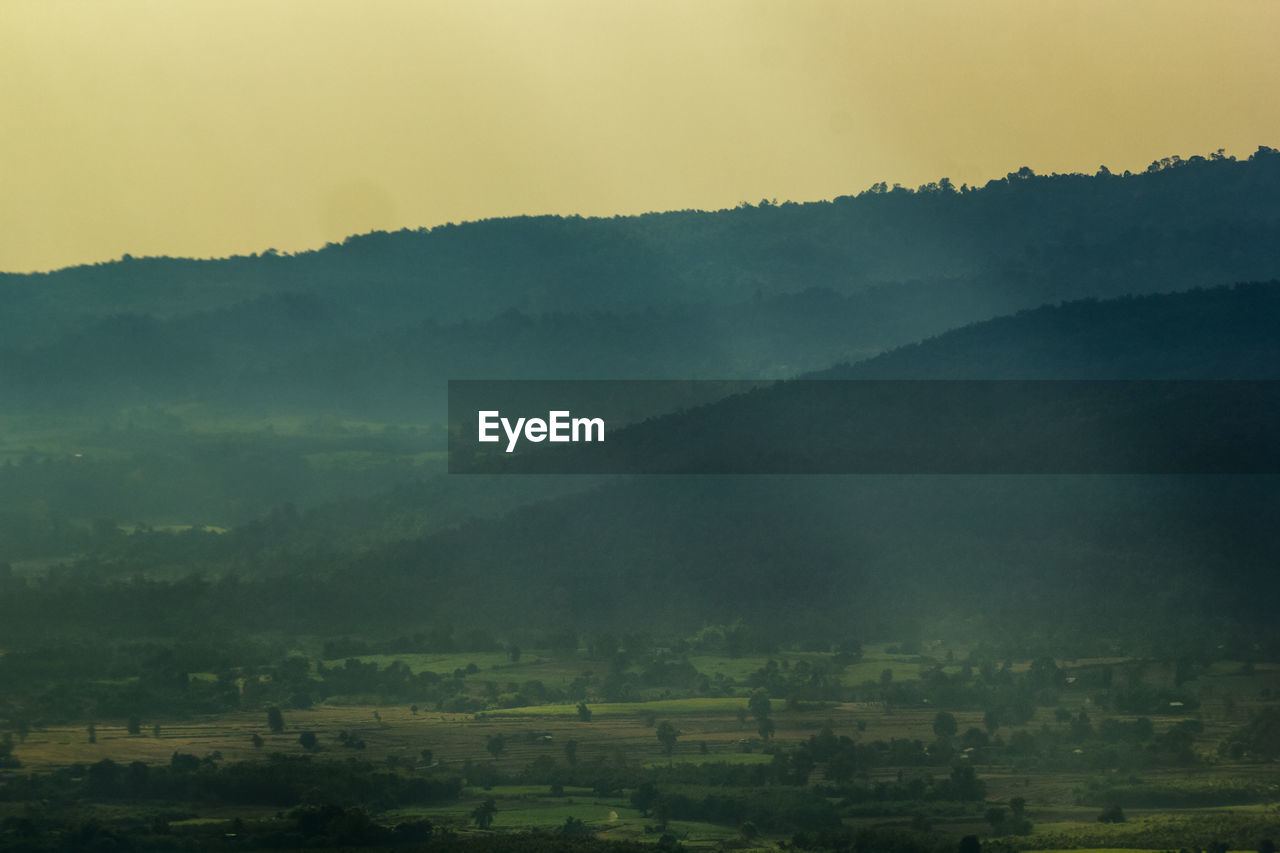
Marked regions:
[0,811,674,853]
[0,752,462,811]
[631,785,842,834]
[1217,708,1280,760]
[748,658,846,706]
[0,626,1250,759]
[5,694,1277,850]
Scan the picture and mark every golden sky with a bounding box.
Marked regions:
[2,0,1278,272]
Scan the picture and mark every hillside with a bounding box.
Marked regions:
[820,281,1280,379]
[9,284,1279,656]
[3,149,1280,419]
[357,284,1280,644]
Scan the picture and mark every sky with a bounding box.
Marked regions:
[2,0,1278,273]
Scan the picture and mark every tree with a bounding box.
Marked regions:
[471,798,497,829]
[748,691,771,721]
[1028,656,1062,688]
[1097,805,1126,823]
[652,797,671,830]
[576,702,593,722]
[267,707,285,733]
[420,748,433,766]
[947,764,986,800]
[558,816,590,837]
[959,835,982,853]
[564,739,579,765]
[251,733,264,749]
[657,721,679,756]
[508,644,522,663]
[656,831,681,851]
[989,795,1032,835]
[0,734,20,769]
[757,716,776,741]
[589,633,619,660]
[983,707,1001,734]
[933,711,958,739]
[1218,707,1280,760]
[298,731,318,750]
[486,733,506,759]
[127,716,142,736]
[337,730,366,750]
[630,782,659,816]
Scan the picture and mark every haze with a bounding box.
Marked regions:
[3,0,1277,272]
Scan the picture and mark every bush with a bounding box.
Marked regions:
[1098,804,1126,823]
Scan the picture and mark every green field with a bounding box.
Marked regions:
[491,698,752,718]
[5,637,1279,852]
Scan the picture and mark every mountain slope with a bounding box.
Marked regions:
[818,281,1280,379]
[3,148,1279,397]
[327,283,1280,649]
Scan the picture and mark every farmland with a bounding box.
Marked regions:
[3,640,1277,851]
[4,149,1280,853]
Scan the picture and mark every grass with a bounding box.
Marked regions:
[304,449,444,471]
[465,785,598,797]
[490,698,750,718]
[389,798,742,848]
[490,803,638,828]
[642,752,774,768]
[119,523,228,534]
[686,647,962,688]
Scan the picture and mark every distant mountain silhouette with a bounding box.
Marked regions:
[818,281,1280,379]
[4,149,1280,417]
[336,283,1280,647]
[4,151,1280,653]
[6,148,1276,347]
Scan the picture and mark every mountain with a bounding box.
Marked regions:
[5,153,1280,656]
[314,283,1280,651]
[819,281,1280,379]
[3,148,1280,420]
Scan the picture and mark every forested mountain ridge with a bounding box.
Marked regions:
[816,281,1280,379]
[7,147,1278,331]
[2,148,1279,420]
[16,283,1279,654]
[4,151,1280,651]
[0,286,980,416]
[322,282,1280,646]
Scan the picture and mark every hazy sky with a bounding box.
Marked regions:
[3,0,1278,272]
